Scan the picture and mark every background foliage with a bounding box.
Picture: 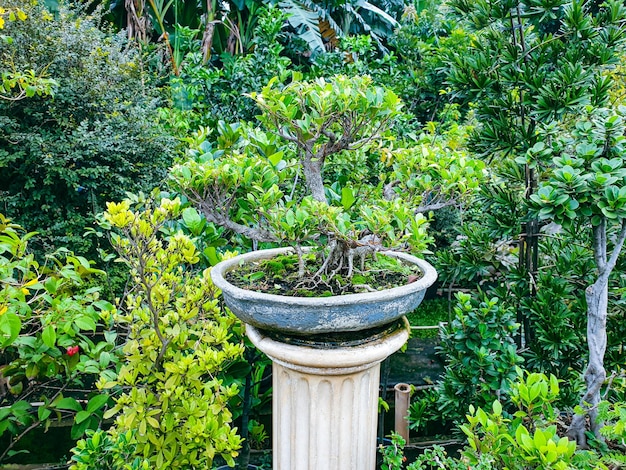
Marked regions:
[0,1,176,259]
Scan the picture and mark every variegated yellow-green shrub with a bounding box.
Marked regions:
[82,195,244,469]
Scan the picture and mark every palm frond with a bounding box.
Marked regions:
[355,0,398,28]
[279,0,325,52]
[300,0,344,38]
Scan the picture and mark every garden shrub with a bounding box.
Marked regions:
[0,4,57,101]
[70,429,149,470]
[517,240,592,402]
[435,221,518,290]
[436,292,523,425]
[459,371,604,469]
[0,1,175,258]
[387,371,616,469]
[440,0,626,432]
[96,194,244,468]
[0,214,118,463]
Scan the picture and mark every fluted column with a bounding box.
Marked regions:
[246,321,409,470]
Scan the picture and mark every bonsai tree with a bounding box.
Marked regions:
[171,74,484,289]
[528,106,626,446]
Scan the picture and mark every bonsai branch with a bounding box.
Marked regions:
[415,199,458,214]
[189,187,278,243]
[313,235,382,280]
[384,181,458,213]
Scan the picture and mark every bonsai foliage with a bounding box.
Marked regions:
[0,214,118,463]
[528,106,626,445]
[98,195,244,468]
[171,74,484,284]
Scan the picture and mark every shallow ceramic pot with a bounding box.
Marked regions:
[214,466,260,470]
[210,247,437,336]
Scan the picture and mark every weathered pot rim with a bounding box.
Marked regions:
[210,247,437,307]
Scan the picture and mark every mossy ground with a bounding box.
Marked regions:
[406,297,450,339]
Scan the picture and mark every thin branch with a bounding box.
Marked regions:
[599,219,626,284]
[0,382,70,462]
[0,419,42,462]
[198,201,278,243]
[415,200,458,214]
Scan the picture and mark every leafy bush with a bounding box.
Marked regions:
[435,222,518,289]
[0,4,57,101]
[70,429,149,470]
[0,214,118,463]
[96,194,244,468]
[310,3,472,129]
[436,292,523,424]
[447,0,624,158]
[459,372,591,469]
[517,240,592,404]
[0,1,175,257]
[386,372,612,469]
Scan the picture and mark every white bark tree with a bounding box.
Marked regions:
[529,107,626,447]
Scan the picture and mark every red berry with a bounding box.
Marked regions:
[66,346,79,356]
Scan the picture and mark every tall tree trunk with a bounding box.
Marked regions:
[201,0,216,63]
[125,0,147,42]
[567,278,608,447]
[568,220,626,446]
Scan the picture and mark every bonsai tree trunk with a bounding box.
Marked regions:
[302,154,327,203]
[568,220,626,447]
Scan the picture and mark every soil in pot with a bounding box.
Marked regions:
[226,252,424,297]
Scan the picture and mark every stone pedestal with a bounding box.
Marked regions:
[246,321,409,470]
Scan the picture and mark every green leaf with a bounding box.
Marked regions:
[86,394,109,413]
[54,397,82,412]
[278,0,325,52]
[74,315,96,331]
[37,406,51,422]
[0,312,21,347]
[285,210,295,227]
[71,416,95,439]
[248,271,265,282]
[533,428,547,449]
[355,0,398,27]
[341,186,356,210]
[268,151,284,166]
[75,410,92,424]
[182,207,204,236]
[41,325,56,348]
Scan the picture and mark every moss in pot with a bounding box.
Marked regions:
[170,74,483,334]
